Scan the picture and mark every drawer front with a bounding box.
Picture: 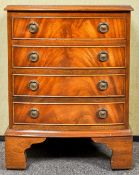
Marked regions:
[13,103,124,125]
[13,47,125,68]
[13,17,126,39]
[13,75,125,97]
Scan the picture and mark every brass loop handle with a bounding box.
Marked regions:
[28,80,39,91]
[97,108,108,119]
[28,51,39,62]
[98,22,109,33]
[98,51,109,62]
[28,21,39,34]
[29,108,39,119]
[97,80,108,91]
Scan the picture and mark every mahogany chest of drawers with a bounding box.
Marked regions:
[5,5,133,170]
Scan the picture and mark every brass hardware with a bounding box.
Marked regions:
[29,108,39,119]
[28,80,39,91]
[98,22,109,33]
[28,22,39,34]
[28,51,39,62]
[97,108,108,119]
[97,80,108,91]
[98,51,109,62]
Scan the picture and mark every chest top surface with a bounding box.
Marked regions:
[5,5,133,12]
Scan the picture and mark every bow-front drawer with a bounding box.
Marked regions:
[12,17,126,39]
[13,103,125,125]
[13,75,125,97]
[12,46,125,68]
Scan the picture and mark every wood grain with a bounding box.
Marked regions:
[5,136,46,169]
[13,17,126,39]
[13,47,125,68]
[12,69,126,76]
[12,39,126,46]
[13,96,125,103]
[13,75,125,97]
[13,103,124,125]
[12,124,126,131]
[5,129,132,170]
[93,136,132,169]
[5,5,133,170]
[5,5,134,12]
[5,128,132,138]
[7,12,13,128]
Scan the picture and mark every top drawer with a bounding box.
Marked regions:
[12,17,126,39]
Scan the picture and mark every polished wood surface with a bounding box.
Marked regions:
[5,5,134,12]
[5,128,132,137]
[93,136,132,169]
[13,75,125,97]
[13,96,125,103]
[12,69,126,76]
[14,103,124,124]
[5,136,46,169]
[12,124,126,131]
[5,5,133,170]
[12,38,126,46]
[13,46,125,68]
[13,17,125,39]
[5,129,132,169]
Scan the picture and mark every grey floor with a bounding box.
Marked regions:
[0,138,138,175]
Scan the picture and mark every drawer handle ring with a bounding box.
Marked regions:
[97,80,108,91]
[97,108,108,119]
[28,21,39,34]
[98,22,109,33]
[29,108,39,119]
[28,51,39,62]
[28,80,39,91]
[98,51,109,62]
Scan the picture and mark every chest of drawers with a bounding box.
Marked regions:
[5,5,133,170]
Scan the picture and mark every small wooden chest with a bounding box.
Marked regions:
[5,5,133,170]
